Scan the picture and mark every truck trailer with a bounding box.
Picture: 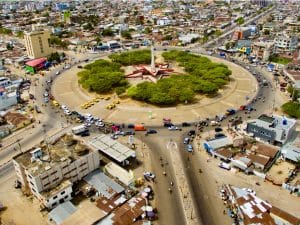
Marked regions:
[72,124,88,135]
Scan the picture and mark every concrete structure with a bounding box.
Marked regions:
[0,89,18,111]
[274,33,298,53]
[13,134,100,209]
[24,25,52,59]
[281,136,300,163]
[252,41,274,61]
[246,114,296,145]
[89,134,136,166]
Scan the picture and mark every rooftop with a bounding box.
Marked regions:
[13,134,93,176]
[89,135,135,163]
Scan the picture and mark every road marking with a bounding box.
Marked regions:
[236,89,251,94]
[220,100,235,107]
[166,141,177,150]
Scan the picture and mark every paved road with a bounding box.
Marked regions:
[203,5,276,48]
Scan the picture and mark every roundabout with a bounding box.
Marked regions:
[52,49,258,125]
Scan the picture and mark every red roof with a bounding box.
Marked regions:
[25,58,47,67]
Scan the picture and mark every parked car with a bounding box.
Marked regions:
[80,131,90,137]
[183,137,190,144]
[146,129,157,134]
[64,109,72,115]
[125,131,135,135]
[55,71,60,75]
[164,123,174,127]
[226,109,236,116]
[182,122,191,127]
[127,124,135,129]
[215,133,226,138]
[77,65,83,69]
[188,130,196,136]
[214,127,223,132]
[143,172,155,181]
[186,144,193,152]
[168,126,182,131]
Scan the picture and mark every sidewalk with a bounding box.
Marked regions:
[169,142,201,225]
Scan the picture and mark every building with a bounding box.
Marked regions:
[281,136,300,163]
[246,114,296,145]
[89,134,136,166]
[252,41,274,61]
[24,25,52,59]
[0,87,18,111]
[25,57,47,73]
[13,134,100,209]
[274,33,298,53]
[221,185,300,225]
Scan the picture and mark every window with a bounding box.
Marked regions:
[50,171,57,176]
[32,188,36,193]
[52,202,57,207]
[53,195,57,200]
[52,177,59,182]
[61,191,65,195]
[30,181,34,186]
[27,174,32,179]
[44,182,50,187]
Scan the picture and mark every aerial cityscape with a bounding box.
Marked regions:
[0,0,299,225]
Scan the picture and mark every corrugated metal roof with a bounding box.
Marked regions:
[89,135,135,163]
[84,170,124,199]
[48,201,77,225]
[204,137,233,150]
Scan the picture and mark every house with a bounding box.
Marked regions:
[246,114,296,145]
[13,134,100,209]
[251,41,274,61]
[25,57,47,73]
[203,136,233,153]
[222,185,300,225]
[0,88,18,111]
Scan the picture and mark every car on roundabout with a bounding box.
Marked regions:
[143,172,155,181]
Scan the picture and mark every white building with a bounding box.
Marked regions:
[274,33,298,52]
[13,134,100,209]
[246,114,297,145]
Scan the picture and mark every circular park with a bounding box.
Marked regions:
[52,49,258,124]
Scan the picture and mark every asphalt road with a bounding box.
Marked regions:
[138,131,187,225]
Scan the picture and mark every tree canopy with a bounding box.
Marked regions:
[128,50,232,105]
[108,50,151,66]
[281,101,300,118]
[77,59,128,94]
[79,50,232,105]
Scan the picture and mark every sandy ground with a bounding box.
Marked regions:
[267,160,295,185]
[0,172,48,225]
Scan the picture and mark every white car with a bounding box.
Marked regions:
[168,126,182,131]
[64,109,71,115]
[61,105,68,110]
[95,121,105,127]
[55,71,60,75]
[64,65,70,69]
[43,92,49,97]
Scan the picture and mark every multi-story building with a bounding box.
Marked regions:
[251,41,274,61]
[24,24,52,59]
[13,134,100,209]
[274,33,298,53]
[246,114,297,145]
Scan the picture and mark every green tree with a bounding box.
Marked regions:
[121,30,132,39]
[102,28,114,36]
[281,102,300,118]
[236,17,245,25]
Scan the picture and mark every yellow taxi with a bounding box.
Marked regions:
[52,100,59,107]
[113,99,120,104]
[104,96,111,101]
[106,104,115,110]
